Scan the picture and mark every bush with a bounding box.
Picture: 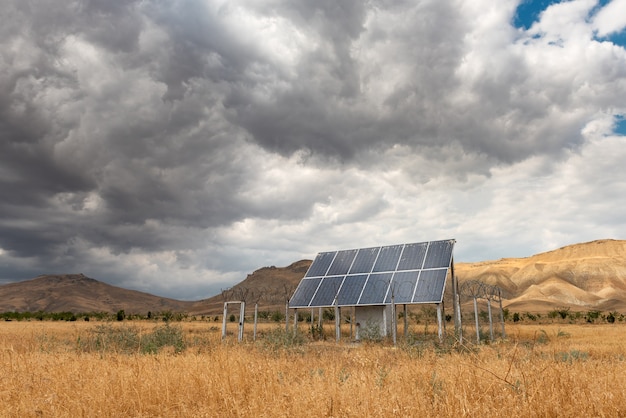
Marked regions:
[141,324,186,354]
[310,323,325,340]
[260,327,306,350]
[270,311,285,322]
[79,324,186,355]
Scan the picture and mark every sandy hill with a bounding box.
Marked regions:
[1,239,625,315]
[455,239,626,312]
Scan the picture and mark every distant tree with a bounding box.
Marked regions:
[607,311,616,323]
[116,310,126,321]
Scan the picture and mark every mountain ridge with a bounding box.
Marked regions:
[1,239,625,314]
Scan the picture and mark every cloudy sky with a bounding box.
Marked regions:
[1,0,625,300]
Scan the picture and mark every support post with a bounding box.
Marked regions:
[391,297,397,347]
[335,306,341,342]
[456,292,463,344]
[238,302,245,342]
[451,259,460,335]
[403,304,408,340]
[293,309,298,333]
[318,307,322,328]
[253,302,258,341]
[487,298,494,342]
[222,302,228,340]
[285,301,289,332]
[473,297,480,344]
[498,289,506,339]
[437,303,443,343]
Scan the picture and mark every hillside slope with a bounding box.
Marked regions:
[455,239,626,312]
[1,240,625,315]
[0,274,194,314]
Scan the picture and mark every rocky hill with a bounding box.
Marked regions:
[1,239,625,315]
[0,274,194,315]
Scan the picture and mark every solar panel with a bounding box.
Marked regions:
[289,239,455,308]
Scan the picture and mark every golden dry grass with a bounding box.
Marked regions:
[1,321,626,417]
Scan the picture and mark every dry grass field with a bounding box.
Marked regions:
[1,320,626,417]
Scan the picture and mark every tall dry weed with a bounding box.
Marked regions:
[1,322,625,417]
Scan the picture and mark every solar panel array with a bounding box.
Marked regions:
[289,239,455,308]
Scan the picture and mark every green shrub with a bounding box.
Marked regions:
[140,324,186,354]
[260,327,306,350]
[79,324,186,355]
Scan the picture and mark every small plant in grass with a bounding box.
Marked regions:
[270,311,284,322]
[140,324,186,354]
[260,327,306,349]
[310,323,325,340]
[556,349,589,363]
[358,319,383,342]
[79,324,186,354]
[82,324,140,354]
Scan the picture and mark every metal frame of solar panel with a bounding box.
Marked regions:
[289,239,455,309]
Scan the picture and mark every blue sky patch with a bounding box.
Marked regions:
[597,31,626,47]
[514,0,625,47]
[615,115,626,136]
[513,0,561,30]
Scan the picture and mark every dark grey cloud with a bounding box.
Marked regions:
[0,0,625,299]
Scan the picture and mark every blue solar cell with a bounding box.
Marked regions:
[412,269,448,303]
[385,271,419,303]
[358,273,392,304]
[293,239,454,307]
[305,252,336,277]
[423,240,454,269]
[289,278,322,307]
[349,247,379,274]
[310,276,344,306]
[327,249,358,275]
[336,274,368,306]
[397,242,428,270]
[372,245,403,272]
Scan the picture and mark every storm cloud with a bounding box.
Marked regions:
[1,0,625,299]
